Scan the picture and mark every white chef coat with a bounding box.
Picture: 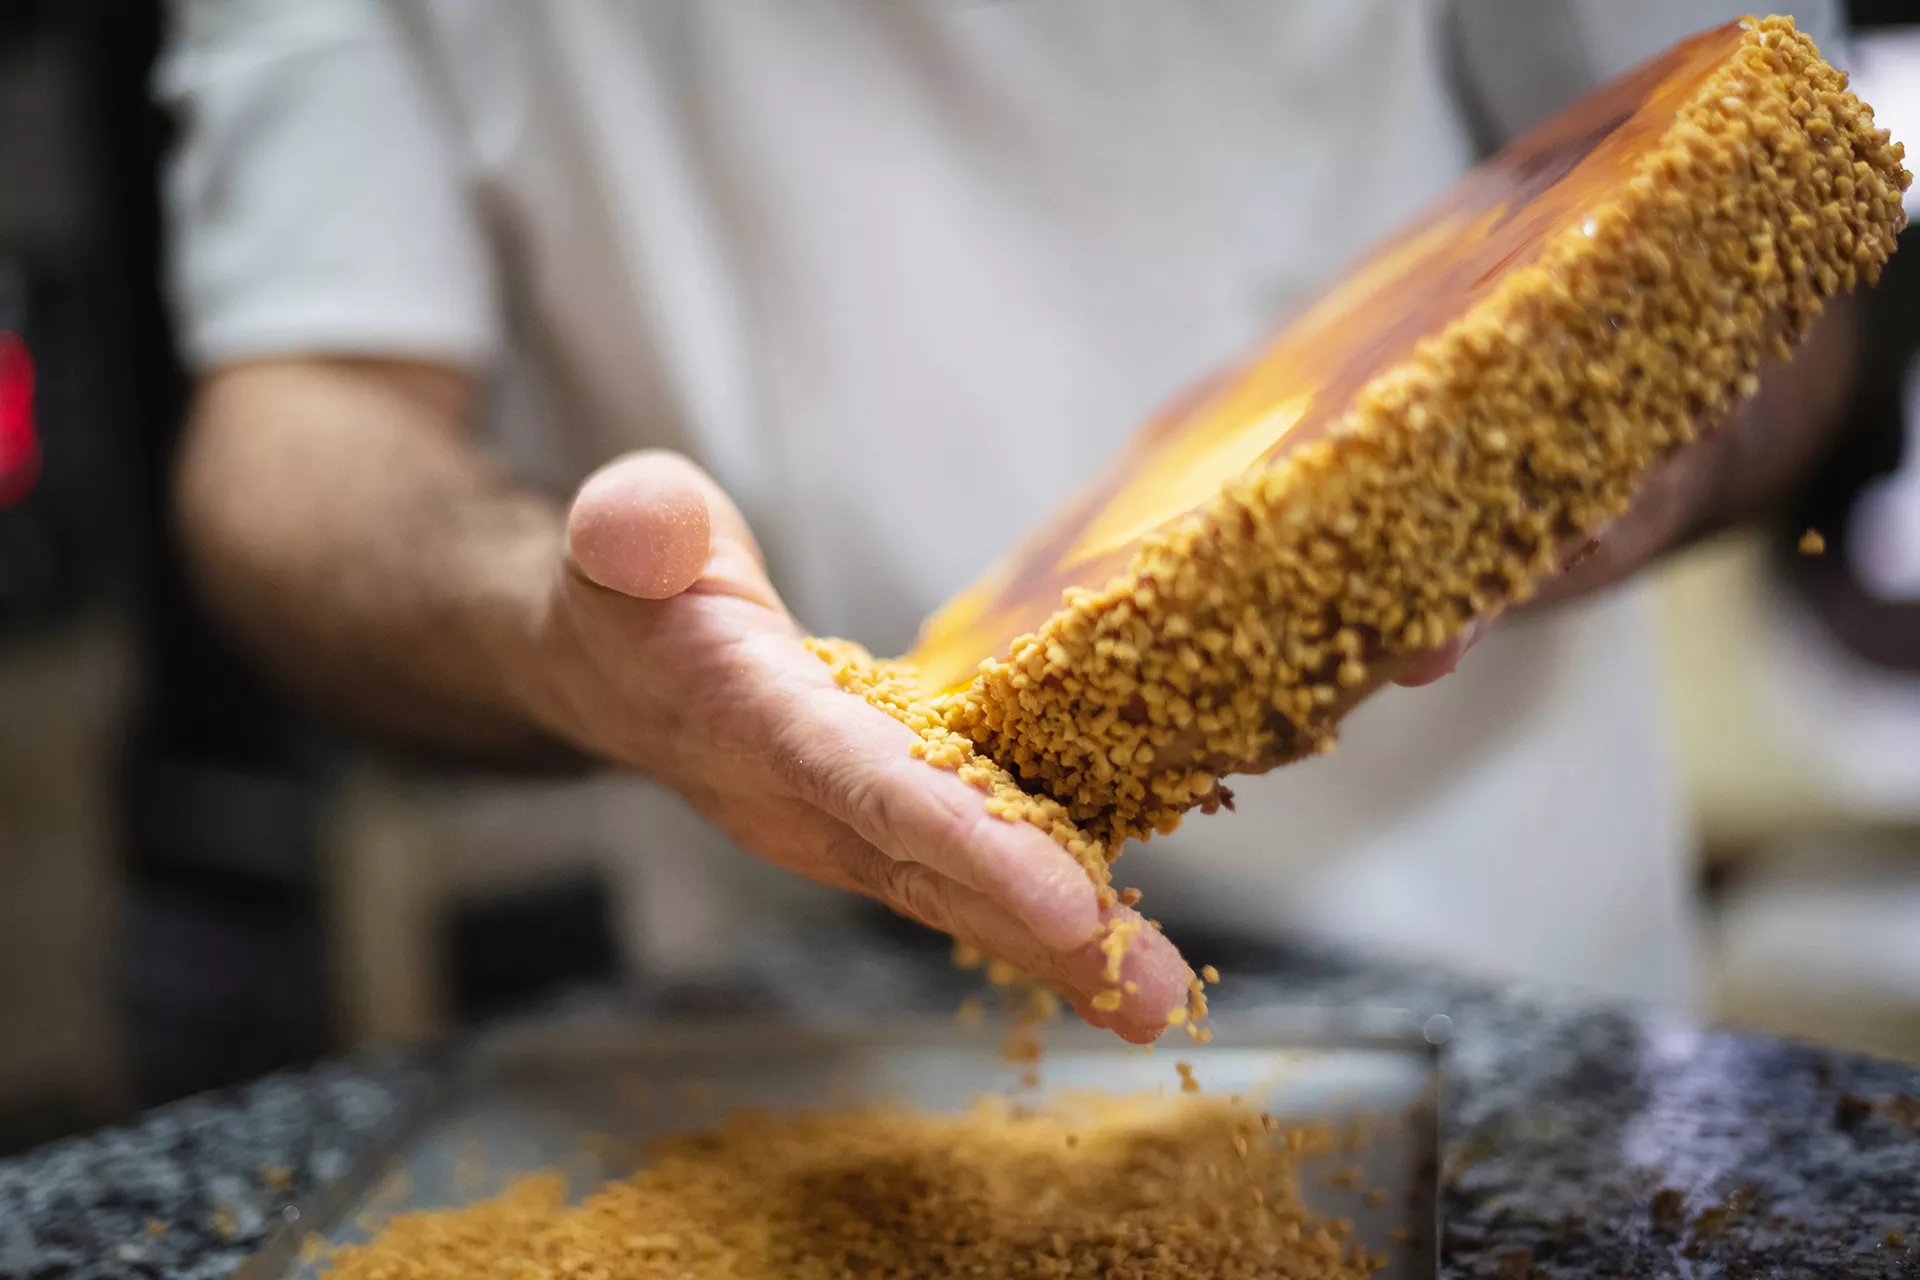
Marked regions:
[156,0,1838,1007]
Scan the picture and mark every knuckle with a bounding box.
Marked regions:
[884,862,952,932]
[765,719,834,805]
[952,810,1017,889]
[838,767,894,843]
[828,830,889,898]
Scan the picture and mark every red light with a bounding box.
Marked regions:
[0,331,37,507]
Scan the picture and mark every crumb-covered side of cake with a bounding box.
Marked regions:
[813,18,1909,869]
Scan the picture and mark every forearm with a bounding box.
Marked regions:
[174,357,579,766]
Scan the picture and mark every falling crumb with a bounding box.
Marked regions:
[1888,1229,1908,1247]
[1324,1166,1364,1191]
[998,983,1060,1071]
[1176,1062,1201,1094]
[984,958,1023,988]
[1799,528,1826,555]
[1201,965,1221,985]
[1363,1188,1388,1209]
[144,1220,167,1238]
[1098,917,1142,984]
[211,1206,237,1239]
[322,1098,1371,1280]
[1118,887,1143,906]
[263,1165,293,1192]
[956,998,985,1029]
[1388,1225,1411,1246]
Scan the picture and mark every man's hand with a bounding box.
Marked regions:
[177,360,1191,1041]
[528,453,1194,1040]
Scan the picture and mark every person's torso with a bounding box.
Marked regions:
[409,0,1473,641]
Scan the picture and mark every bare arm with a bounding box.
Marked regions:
[175,356,1194,1038]
[177,358,570,760]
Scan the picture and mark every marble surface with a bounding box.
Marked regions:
[3,924,1917,1279]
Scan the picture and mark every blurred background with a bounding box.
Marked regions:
[0,0,1918,1155]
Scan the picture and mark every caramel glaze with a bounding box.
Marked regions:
[909,19,1745,693]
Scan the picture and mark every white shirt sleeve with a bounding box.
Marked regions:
[157,0,499,371]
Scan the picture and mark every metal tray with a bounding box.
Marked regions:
[239,1009,1446,1279]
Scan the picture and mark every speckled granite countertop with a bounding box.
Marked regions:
[3,925,1917,1279]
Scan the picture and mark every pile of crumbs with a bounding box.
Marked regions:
[317,1095,1381,1279]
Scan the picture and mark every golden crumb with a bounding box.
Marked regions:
[211,1206,236,1239]
[956,997,985,1029]
[1118,886,1143,906]
[1176,1062,1201,1094]
[263,1165,293,1192]
[1799,528,1827,555]
[1098,917,1141,983]
[1090,989,1124,1012]
[323,1098,1373,1280]
[1324,1166,1364,1192]
[144,1219,166,1238]
[985,958,1023,988]
[999,983,1059,1069]
[1201,965,1221,985]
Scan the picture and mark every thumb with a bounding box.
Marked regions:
[567,451,714,599]
[567,450,774,606]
